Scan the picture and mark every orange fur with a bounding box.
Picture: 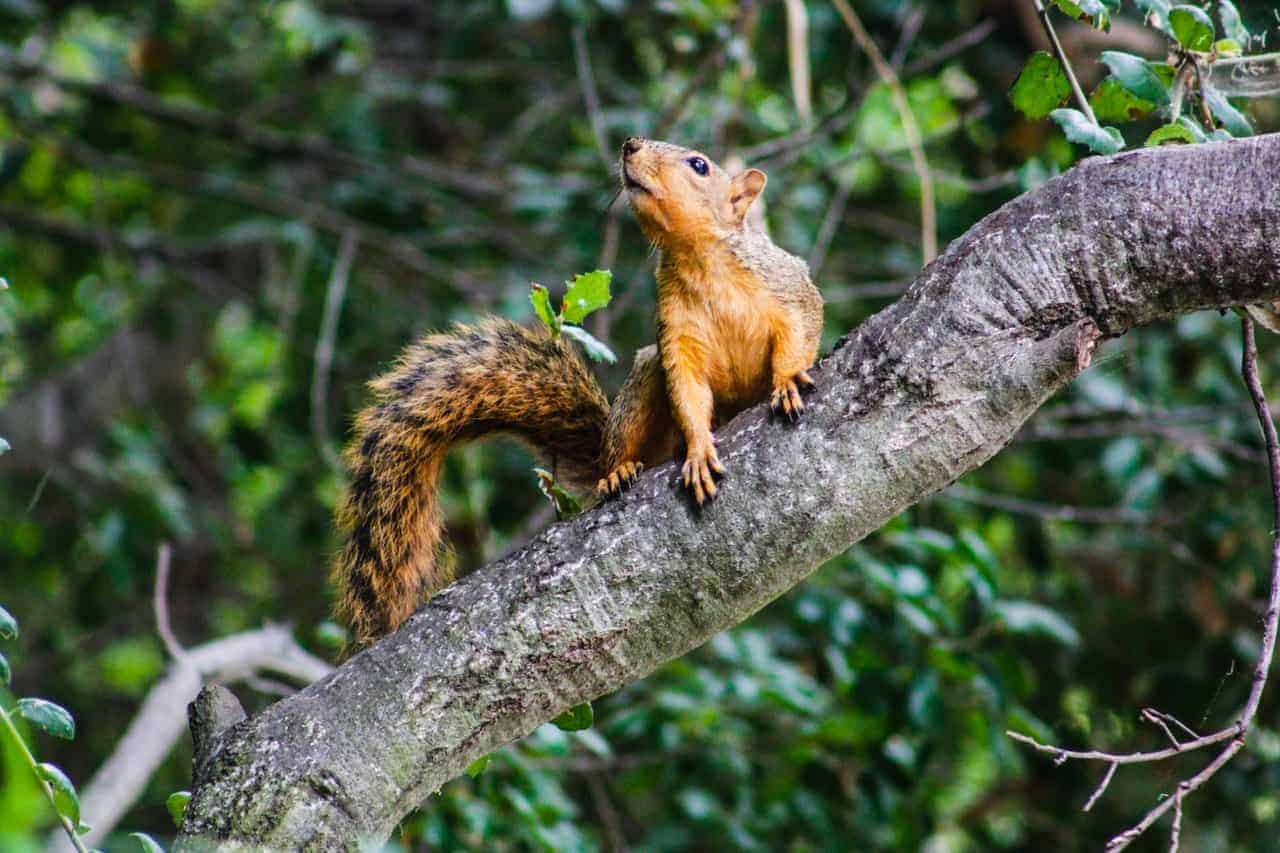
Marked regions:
[332,138,824,643]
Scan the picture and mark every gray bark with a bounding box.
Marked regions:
[178,135,1280,849]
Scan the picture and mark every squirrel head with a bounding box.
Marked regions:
[620,137,766,251]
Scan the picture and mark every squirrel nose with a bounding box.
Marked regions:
[622,137,644,156]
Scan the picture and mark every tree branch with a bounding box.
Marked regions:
[178,136,1280,849]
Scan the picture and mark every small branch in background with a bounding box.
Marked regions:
[1030,0,1099,125]
[900,18,998,78]
[831,0,937,263]
[571,24,613,173]
[50,625,333,853]
[153,543,185,662]
[1007,316,1280,851]
[784,0,813,125]
[889,5,926,72]
[943,484,1153,525]
[311,230,359,475]
[808,180,853,277]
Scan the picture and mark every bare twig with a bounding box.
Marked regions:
[1083,762,1118,812]
[49,625,333,853]
[784,0,813,124]
[153,543,185,662]
[572,24,613,172]
[943,484,1153,525]
[831,0,937,263]
[808,180,853,277]
[900,19,998,78]
[1030,0,1098,125]
[1007,315,1280,850]
[311,231,359,474]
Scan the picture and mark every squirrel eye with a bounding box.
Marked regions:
[687,156,709,176]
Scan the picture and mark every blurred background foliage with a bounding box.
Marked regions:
[1,0,1279,850]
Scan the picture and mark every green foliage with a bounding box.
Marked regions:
[1010,53,1072,120]
[1050,109,1125,154]
[1170,4,1217,51]
[130,832,166,853]
[166,791,191,828]
[34,763,79,826]
[17,699,75,740]
[551,703,594,732]
[0,1,1277,850]
[533,468,584,520]
[530,271,616,363]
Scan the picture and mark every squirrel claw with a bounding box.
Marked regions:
[597,461,644,499]
[770,376,809,421]
[681,444,724,506]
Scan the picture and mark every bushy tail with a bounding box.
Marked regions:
[332,318,609,644]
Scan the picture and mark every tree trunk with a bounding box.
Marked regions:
[177,135,1280,850]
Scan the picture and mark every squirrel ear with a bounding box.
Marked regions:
[728,168,767,224]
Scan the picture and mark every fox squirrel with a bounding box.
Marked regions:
[333,137,824,643]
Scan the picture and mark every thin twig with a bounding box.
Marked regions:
[831,0,937,263]
[311,231,359,474]
[572,24,613,172]
[944,484,1153,525]
[1008,316,1280,850]
[784,0,813,124]
[153,543,185,662]
[808,180,853,277]
[1084,762,1118,812]
[1030,0,1099,125]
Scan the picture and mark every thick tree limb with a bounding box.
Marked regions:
[178,136,1280,849]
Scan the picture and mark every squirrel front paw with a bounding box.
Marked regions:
[597,461,644,499]
[770,370,815,422]
[681,442,725,506]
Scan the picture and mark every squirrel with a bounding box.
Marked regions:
[332,137,824,644]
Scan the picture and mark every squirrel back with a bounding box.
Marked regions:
[332,318,608,644]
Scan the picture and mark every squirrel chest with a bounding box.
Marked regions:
[657,254,780,410]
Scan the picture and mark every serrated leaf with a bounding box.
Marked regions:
[560,270,612,324]
[465,755,491,777]
[1204,86,1253,136]
[529,284,559,334]
[1137,0,1172,33]
[1050,109,1125,154]
[17,698,74,739]
[1219,0,1249,43]
[130,832,166,853]
[533,468,583,519]
[0,604,16,639]
[1145,122,1198,146]
[1009,52,1071,119]
[166,790,191,828]
[0,652,9,686]
[1170,5,1215,51]
[993,600,1080,647]
[1090,79,1157,122]
[1098,51,1170,104]
[552,702,594,731]
[35,763,79,824]
[560,324,617,364]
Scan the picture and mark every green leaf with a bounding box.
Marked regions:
[1177,114,1209,141]
[1098,51,1170,104]
[1170,5,1215,51]
[560,269,612,324]
[1136,0,1172,33]
[0,437,9,455]
[533,468,583,519]
[0,652,9,686]
[1145,122,1198,146]
[1218,0,1249,43]
[77,822,91,835]
[1089,79,1157,123]
[130,832,166,853]
[1050,108,1125,154]
[1052,0,1112,29]
[0,604,16,639]
[1214,38,1242,57]
[993,600,1081,647]
[560,324,617,364]
[166,790,191,828]
[529,284,559,334]
[465,755,491,777]
[1009,52,1071,119]
[35,763,79,824]
[1204,86,1253,136]
[552,702,594,731]
[17,698,75,739]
